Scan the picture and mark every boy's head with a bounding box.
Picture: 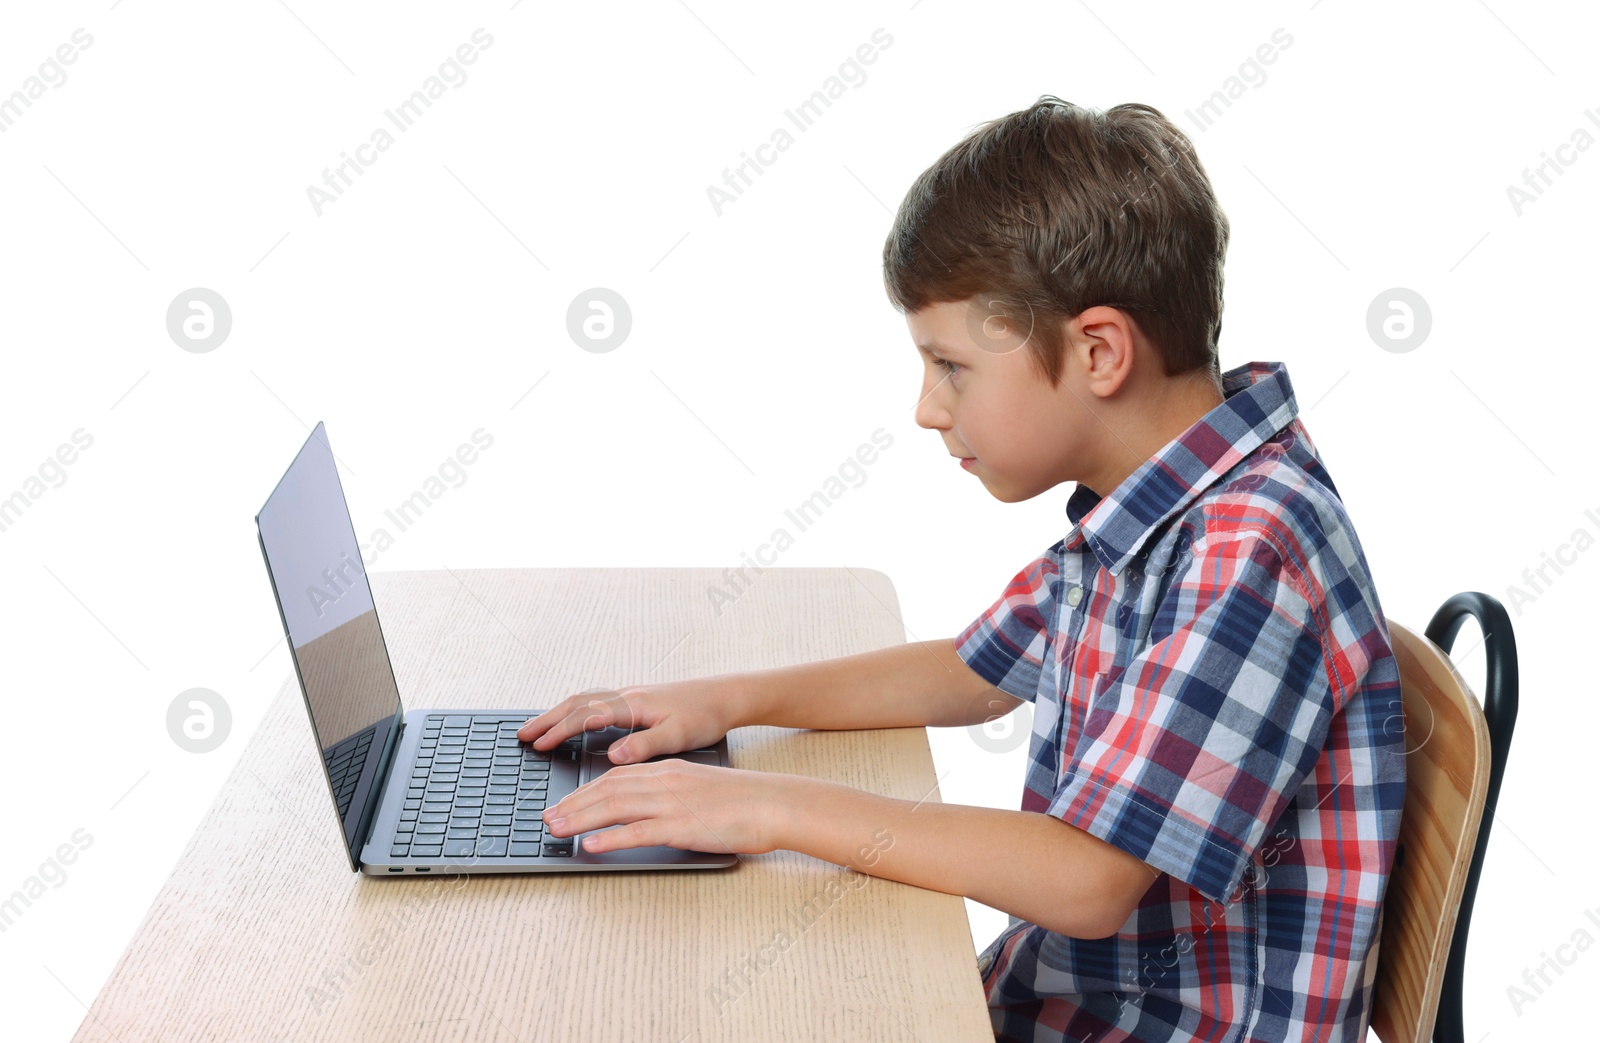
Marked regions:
[884,97,1231,502]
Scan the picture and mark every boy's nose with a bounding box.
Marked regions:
[914,378,950,430]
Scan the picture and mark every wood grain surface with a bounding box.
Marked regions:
[1368,620,1492,1043]
[72,567,995,1042]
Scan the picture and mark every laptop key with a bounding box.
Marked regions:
[444,840,475,856]
[509,842,541,857]
[480,825,510,837]
[412,844,442,856]
[476,837,508,857]
[542,843,574,857]
[390,845,410,857]
[447,827,478,840]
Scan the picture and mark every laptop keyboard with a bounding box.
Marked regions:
[390,715,579,860]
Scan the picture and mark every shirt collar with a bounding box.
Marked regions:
[1063,360,1301,575]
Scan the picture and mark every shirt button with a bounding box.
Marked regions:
[1066,585,1084,607]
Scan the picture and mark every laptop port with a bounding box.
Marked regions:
[388,867,403,872]
[416,866,431,872]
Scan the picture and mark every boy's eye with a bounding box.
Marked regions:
[935,357,961,375]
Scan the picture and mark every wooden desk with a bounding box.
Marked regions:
[73,568,995,1042]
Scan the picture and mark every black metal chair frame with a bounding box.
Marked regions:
[1421,592,1519,1043]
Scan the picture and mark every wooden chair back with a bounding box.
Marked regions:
[1368,620,1492,1043]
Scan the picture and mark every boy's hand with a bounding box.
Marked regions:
[542,760,796,855]
[515,677,739,764]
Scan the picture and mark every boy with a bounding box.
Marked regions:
[521,97,1405,1043]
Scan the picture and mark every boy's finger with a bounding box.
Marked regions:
[532,698,623,748]
[515,713,547,742]
[608,721,674,763]
[517,693,585,742]
[516,706,563,742]
[607,722,661,762]
[519,709,584,745]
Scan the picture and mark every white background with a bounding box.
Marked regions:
[2,1,1595,1040]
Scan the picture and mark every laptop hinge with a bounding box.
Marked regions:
[351,714,404,867]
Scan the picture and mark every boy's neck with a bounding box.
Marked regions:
[1081,370,1227,498]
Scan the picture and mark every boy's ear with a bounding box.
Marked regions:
[1069,306,1137,399]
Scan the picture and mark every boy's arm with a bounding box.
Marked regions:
[542,639,1152,934]
[774,773,1160,940]
[727,638,1025,731]
[729,642,1152,933]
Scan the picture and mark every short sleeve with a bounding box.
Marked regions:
[954,545,1061,703]
[1047,532,1340,903]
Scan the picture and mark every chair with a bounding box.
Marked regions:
[1368,593,1519,1043]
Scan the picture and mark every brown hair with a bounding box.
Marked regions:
[882,96,1229,388]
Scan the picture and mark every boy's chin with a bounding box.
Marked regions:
[977,472,1049,504]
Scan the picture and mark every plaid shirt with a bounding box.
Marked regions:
[958,360,1405,1043]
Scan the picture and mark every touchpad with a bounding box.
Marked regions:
[657,750,719,767]
[583,744,721,782]
[582,727,720,762]
[581,726,638,755]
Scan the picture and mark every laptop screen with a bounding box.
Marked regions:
[255,422,401,869]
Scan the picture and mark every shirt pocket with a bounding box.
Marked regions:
[1058,670,1112,780]
[1087,668,1124,713]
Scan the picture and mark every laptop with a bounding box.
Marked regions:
[254,422,738,876]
